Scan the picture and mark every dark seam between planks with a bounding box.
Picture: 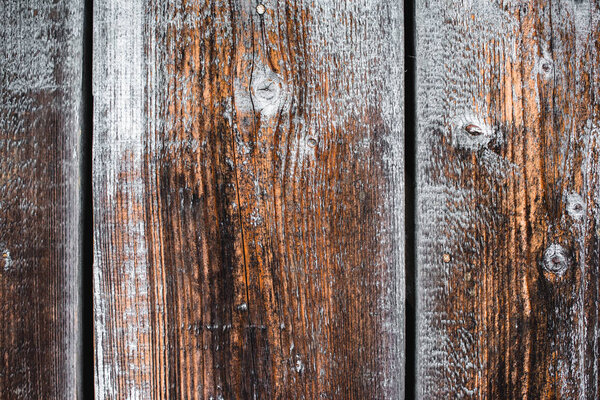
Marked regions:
[403,0,417,397]
[81,0,94,397]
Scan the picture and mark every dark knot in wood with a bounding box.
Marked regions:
[567,193,585,221]
[542,244,569,275]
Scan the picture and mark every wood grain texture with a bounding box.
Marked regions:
[93,1,404,399]
[416,0,600,398]
[0,1,82,399]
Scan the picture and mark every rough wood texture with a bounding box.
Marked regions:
[416,0,600,398]
[94,1,404,399]
[0,2,82,399]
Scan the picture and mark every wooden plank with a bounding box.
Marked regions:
[94,0,405,398]
[416,0,600,397]
[0,2,82,399]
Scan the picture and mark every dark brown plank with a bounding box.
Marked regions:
[94,1,405,398]
[416,0,600,397]
[0,2,82,398]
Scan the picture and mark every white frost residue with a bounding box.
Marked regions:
[93,0,152,399]
[0,2,83,397]
[301,0,406,396]
[1,250,11,271]
[295,356,305,374]
[415,0,517,397]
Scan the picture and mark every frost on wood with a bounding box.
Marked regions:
[94,0,405,398]
[416,0,600,397]
[93,1,153,399]
[0,1,82,398]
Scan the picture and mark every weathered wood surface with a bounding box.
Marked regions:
[93,1,404,399]
[416,0,600,398]
[0,2,82,399]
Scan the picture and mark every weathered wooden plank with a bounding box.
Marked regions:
[94,1,404,398]
[0,2,82,398]
[416,0,600,398]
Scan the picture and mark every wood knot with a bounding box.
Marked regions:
[537,57,554,79]
[541,63,551,72]
[566,193,585,221]
[255,80,277,101]
[251,69,286,116]
[307,137,317,148]
[542,244,570,275]
[442,253,451,263]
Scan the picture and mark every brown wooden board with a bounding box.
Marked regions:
[93,1,405,398]
[0,2,83,399]
[416,0,600,398]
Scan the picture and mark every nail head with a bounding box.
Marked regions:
[464,124,483,136]
[256,4,266,14]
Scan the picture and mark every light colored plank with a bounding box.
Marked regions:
[0,1,82,398]
[416,0,600,397]
[94,0,405,398]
